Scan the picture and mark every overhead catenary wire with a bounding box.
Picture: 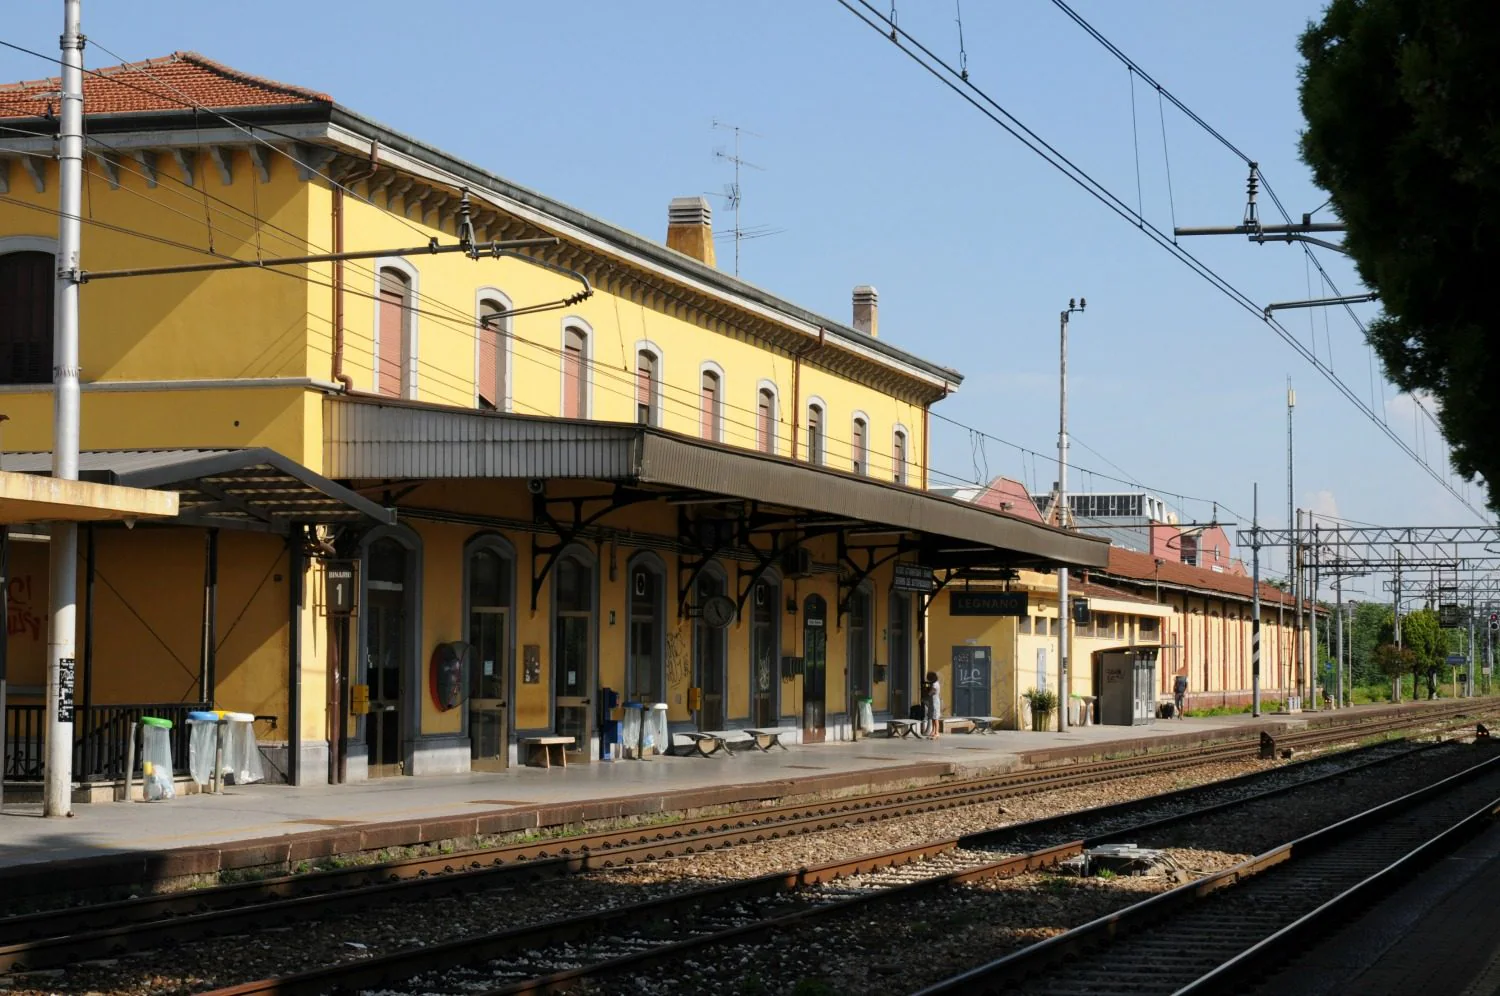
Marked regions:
[830,0,1486,522]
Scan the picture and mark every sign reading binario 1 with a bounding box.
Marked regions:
[949,590,1029,617]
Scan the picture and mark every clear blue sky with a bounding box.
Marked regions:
[2,1,1483,596]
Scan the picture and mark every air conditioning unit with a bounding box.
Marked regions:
[782,547,814,579]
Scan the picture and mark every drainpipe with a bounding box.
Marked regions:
[331,143,380,392]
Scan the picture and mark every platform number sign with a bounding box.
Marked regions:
[326,560,357,616]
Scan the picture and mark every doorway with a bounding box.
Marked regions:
[750,579,779,727]
[364,537,410,777]
[695,570,729,730]
[952,645,992,717]
[889,591,912,720]
[627,557,665,704]
[466,542,511,771]
[847,587,872,726]
[553,551,595,763]
[803,594,827,743]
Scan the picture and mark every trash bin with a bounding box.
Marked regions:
[223,712,264,785]
[186,710,219,788]
[601,719,622,761]
[622,703,644,760]
[647,703,669,758]
[857,697,875,734]
[140,716,176,801]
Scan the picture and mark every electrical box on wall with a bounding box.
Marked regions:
[351,683,370,715]
[781,655,804,679]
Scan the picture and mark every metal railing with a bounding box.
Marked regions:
[3,702,209,782]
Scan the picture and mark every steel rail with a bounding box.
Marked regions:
[916,750,1500,995]
[190,722,1488,996]
[0,703,1480,975]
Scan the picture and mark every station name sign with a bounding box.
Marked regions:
[949,590,1029,617]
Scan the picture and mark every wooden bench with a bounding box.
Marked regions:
[939,717,975,735]
[521,736,574,769]
[884,718,921,739]
[741,728,792,752]
[964,716,1003,734]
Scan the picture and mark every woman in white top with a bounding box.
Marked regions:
[923,671,943,739]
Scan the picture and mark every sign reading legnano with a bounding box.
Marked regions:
[950,590,1029,617]
[893,563,937,593]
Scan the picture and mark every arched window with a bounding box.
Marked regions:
[376,265,415,398]
[562,324,589,418]
[0,250,54,385]
[756,383,777,454]
[476,293,510,411]
[805,400,825,465]
[627,554,666,703]
[892,427,908,485]
[466,539,513,768]
[700,366,723,441]
[636,348,661,426]
[851,414,868,475]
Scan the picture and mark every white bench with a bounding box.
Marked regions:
[741,728,792,752]
[884,718,921,739]
[673,731,736,757]
[521,735,575,768]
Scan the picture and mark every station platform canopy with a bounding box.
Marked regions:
[0,469,178,525]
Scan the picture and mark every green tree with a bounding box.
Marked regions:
[1299,0,1500,506]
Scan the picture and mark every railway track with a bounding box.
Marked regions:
[919,747,1500,996]
[0,704,1480,984]
[187,721,1489,996]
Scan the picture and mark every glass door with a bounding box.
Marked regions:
[695,573,728,730]
[803,594,827,743]
[553,553,594,763]
[628,563,664,703]
[365,588,404,777]
[750,580,779,727]
[467,546,510,770]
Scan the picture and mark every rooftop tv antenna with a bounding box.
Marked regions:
[711,119,772,276]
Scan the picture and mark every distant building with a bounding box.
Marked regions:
[1033,488,1245,576]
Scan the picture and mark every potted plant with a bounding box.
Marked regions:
[1023,687,1059,731]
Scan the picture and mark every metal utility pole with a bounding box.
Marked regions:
[1251,484,1262,717]
[1334,538,1344,710]
[1287,382,1297,705]
[1310,522,1320,708]
[1057,297,1085,730]
[1467,596,1477,698]
[1295,510,1305,710]
[46,0,85,817]
[1393,552,1403,702]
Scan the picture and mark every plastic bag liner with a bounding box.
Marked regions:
[647,703,669,757]
[622,704,644,759]
[140,716,176,801]
[186,711,219,787]
[857,698,875,734]
[224,712,265,785]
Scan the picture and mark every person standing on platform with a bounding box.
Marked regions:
[923,671,943,739]
[1173,673,1189,720]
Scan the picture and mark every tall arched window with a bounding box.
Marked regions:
[562,324,588,418]
[628,554,666,703]
[476,294,509,411]
[892,427,908,485]
[376,266,415,398]
[805,400,825,465]
[466,539,513,768]
[0,250,53,385]
[851,414,868,475]
[636,348,661,426]
[756,384,777,454]
[700,366,723,441]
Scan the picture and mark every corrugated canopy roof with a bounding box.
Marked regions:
[2,448,393,533]
[324,398,1109,570]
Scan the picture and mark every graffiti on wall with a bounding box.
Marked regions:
[7,574,43,642]
[666,625,692,686]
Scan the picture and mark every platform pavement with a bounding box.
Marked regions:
[0,701,1458,875]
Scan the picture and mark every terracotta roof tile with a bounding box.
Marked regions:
[0,51,330,120]
[1098,544,1300,609]
[1073,579,1161,606]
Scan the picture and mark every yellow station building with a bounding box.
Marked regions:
[1,53,1107,784]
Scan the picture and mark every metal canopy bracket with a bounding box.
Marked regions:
[528,485,656,612]
[836,532,919,626]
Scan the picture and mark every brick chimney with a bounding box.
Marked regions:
[666,196,716,267]
[852,285,879,337]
